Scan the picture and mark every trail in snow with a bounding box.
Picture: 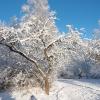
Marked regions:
[0,79,100,100]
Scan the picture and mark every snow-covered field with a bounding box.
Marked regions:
[0,79,100,100]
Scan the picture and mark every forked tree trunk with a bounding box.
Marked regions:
[0,39,52,95]
[44,76,50,95]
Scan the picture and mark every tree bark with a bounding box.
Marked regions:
[44,76,50,95]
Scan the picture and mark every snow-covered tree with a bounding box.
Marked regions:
[55,25,99,79]
[0,0,59,94]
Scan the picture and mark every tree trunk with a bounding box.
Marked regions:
[44,76,50,95]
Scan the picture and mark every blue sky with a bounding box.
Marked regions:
[0,0,100,38]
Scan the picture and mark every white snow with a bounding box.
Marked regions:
[0,79,100,100]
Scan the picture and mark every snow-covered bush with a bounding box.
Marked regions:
[56,26,100,79]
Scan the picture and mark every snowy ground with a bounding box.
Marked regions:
[0,79,100,100]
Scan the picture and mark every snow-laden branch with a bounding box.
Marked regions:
[0,39,46,78]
